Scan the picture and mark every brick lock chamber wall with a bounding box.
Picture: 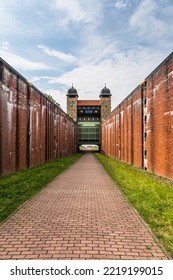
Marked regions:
[0,58,77,177]
[102,52,173,181]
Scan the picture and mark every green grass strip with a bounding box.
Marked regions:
[0,153,82,223]
[95,153,173,258]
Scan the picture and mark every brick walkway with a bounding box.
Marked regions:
[0,153,169,260]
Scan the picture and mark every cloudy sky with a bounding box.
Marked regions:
[0,0,173,112]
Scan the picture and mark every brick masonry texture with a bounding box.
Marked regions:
[100,96,111,121]
[0,153,169,260]
[0,58,77,177]
[67,96,78,121]
[102,52,173,180]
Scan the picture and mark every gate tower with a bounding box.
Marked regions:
[66,85,111,150]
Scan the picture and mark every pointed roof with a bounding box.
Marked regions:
[66,84,78,97]
[99,84,112,97]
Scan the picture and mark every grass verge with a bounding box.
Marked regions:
[0,153,82,223]
[95,153,173,258]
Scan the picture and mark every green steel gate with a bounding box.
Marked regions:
[77,122,100,145]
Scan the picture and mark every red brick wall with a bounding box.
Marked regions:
[0,58,77,177]
[102,87,143,168]
[102,52,173,180]
[144,53,173,179]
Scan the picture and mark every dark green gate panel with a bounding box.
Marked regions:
[77,121,100,145]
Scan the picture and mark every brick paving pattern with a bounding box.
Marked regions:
[0,153,169,259]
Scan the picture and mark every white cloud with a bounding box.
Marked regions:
[51,0,102,27]
[1,0,172,116]
[1,41,10,50]
[31,76,55,83]
[38,45,78,64]
[114,0,128,9]
[129,0,167,39]
[44,46,167,112]
[51,0,88,23]
[0,6,18,36]
[0,46,53,71]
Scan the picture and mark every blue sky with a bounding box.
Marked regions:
[0,0,173,112]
